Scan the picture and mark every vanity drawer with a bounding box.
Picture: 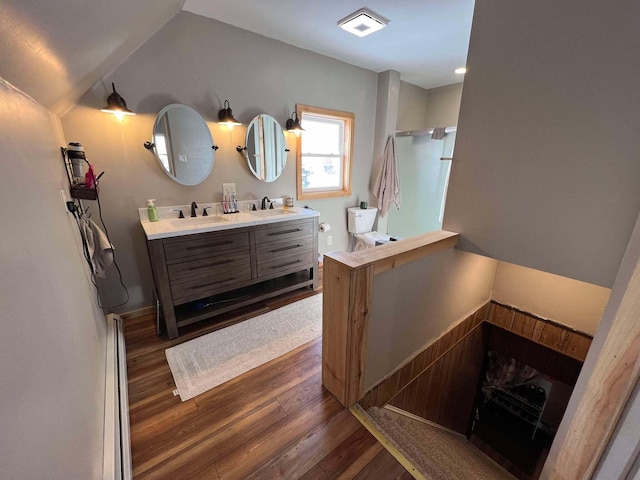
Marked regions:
[256,236,314,263]
[164,231,249,261]
[170,266,252,304]
[254,219,314,245]
[167,251,251,283]
[257,250,314,278]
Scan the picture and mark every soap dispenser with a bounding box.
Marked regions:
[147,199,159,222]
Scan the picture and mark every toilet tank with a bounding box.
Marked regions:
[347,207,378,234]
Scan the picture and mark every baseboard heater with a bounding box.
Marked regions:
[104,314,132,480]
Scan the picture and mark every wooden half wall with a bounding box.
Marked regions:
[322,230,460,406]
[321,229,597,413]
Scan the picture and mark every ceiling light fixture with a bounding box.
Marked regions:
[455,67,467,75]
[285,112,305,136]
[218,100,242,130]
[338,7,389,38]
[100,82,136,121]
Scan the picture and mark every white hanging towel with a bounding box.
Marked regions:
[79,216,114,278]
[373,135,400,217]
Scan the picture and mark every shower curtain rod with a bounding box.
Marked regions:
[395,126,457,137]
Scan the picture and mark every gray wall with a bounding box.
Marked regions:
[443,0,640,288]
[423,82,463,128]
[492,260,610,336]
[542,210,640,479]
[0,78,107,479]
[0,0,184,115]
[62,12,379,311]
[396,81,463,132]
[397,81,428,132]
[366,249,497,390]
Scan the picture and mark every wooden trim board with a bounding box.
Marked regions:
[324,230,458,272]
[322,257,374,406]
[383,405,466,439]
[350,405,426,480]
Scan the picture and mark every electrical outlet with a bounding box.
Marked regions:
[327,235,332,246]
[61,190,69,213]
[222,182,236,197]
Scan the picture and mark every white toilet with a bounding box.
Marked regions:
[347,207,391,251]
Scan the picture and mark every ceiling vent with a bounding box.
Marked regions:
[337,8,389,38]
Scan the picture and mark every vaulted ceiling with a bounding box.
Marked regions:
[0,0,185,115]
[0,1,473,116]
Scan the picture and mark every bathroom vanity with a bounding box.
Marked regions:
[141,207,319,338]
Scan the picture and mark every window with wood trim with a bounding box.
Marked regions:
[295,104,354,200]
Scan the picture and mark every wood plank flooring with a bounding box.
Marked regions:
[124,282,412,479]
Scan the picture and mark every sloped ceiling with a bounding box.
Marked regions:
[0,0,185,116]
[183,0,474,90]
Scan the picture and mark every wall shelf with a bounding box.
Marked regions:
[70,185,98,200]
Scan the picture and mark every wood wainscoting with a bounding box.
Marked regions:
[359,301,594,436]
[487,302,592,362]
[386,321,486,434]
[359,303,488,416]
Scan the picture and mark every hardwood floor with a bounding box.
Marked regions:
[124,283,412,479]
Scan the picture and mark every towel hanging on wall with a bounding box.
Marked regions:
[431,127,446,139]
[79,215,114,278]
[373,135,400,217]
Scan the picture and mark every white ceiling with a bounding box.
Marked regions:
[0,0,472,115]
[183,0,475,90]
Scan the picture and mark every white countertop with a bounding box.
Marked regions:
[140,206,320,240]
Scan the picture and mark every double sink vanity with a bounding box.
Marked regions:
[140,102,318,339]
[140,206,319,339]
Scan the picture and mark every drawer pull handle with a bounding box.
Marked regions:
[193,277,235,289]
[269,228,303,236]
[188,259,234,270]
[270,244,302,253]
[271,260,302,269]
[187,240,233,250]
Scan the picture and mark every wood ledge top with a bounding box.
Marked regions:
[324,230,459,275]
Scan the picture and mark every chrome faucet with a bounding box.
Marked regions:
[190,201,198,217]
[261,196,270,210]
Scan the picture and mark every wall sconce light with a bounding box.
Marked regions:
[218,100,242,130]
[286,112,305,136]
[100,82,136,121]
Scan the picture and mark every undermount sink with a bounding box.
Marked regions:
[170,216,228,227]
[141,205,319,240]
[250,209,296,217]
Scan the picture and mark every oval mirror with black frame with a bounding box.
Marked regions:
[146,104,216,186]
[242,114,287,182]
